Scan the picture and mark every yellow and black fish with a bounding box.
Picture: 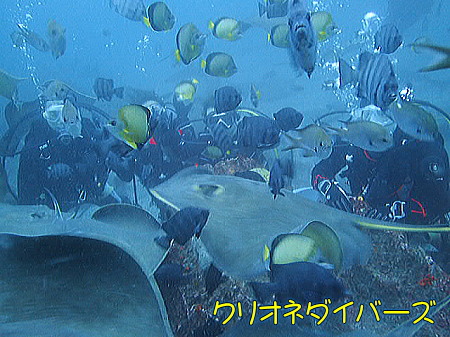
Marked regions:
[144,2,175,32]
[175,23,207,65]
[268,23,289,48]
[208,17,250,41]
[111,104,155,149]
[201,52,237,78]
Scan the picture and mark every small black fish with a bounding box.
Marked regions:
[214,86,242,113]
[273,107,304,131]
[374,24,402,54]
[93,78,124,101]
[156,207,209,247]
[339,52,398,110]
[236,116,280,150]
[269,159,285,199]
[251,261,345,304]
[205,264,226,295]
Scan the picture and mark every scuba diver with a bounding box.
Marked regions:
[17,98,117,211]
[311,125,450,225]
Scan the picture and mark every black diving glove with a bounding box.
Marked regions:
[46,163,73,180]
[317,179,353,212]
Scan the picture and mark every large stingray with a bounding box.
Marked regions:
[150,168,373,280]
[150,168,450,280]
[0,203,173,336]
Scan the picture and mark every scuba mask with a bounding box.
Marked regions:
[43,99,82,139]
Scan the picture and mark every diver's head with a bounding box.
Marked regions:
[420,155,449,186]
[43,98,82,139]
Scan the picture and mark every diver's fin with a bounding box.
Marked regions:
[338,58,357,87]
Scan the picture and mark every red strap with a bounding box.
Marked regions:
[410,198,427,217]
[363,150,377,162]
[313,174,329,188]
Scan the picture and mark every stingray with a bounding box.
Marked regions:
[150,167,450,280]
[150,167,373,280]
[0,203,173,336]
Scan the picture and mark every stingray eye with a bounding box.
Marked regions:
[196,184,224,197]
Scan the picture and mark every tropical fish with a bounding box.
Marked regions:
[201,52,237,78]
[214,86,242,113]
[250,84,261,107]
[282,124,333,158]
[208,17,250,41]
[374,24,402,54]
[389,100,439,141]
[14,23,50,52]
[269,159,285,199]
[93,77,124,101]
[204,110,239,153]
[268,24,290,48]
[175,23,206,65]
[174,79,198,104]
[329,120,393,152]
[109,0,146,22]
[112,104,155,149]
[273,107,303,131]
[156,206,210,247]
[0,69,27,100]
[144,1,175,32]
[237,115,280,149]
[251,262,345,304]
[410,42,450,72]
[47,19,66,59]
[310,11,338,42]
[339,52,398,110]
[288,0,317,77]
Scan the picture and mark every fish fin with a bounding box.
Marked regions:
[208,20,215,31]
[143,17,151,28]
[192,78,199,84]
[174,49,181,62]
[114,87,124,99]
[267,32,271,43]
[258,2,266,17]
[338,58,356,87]
[201,59,207,69]
[263,244,270,261]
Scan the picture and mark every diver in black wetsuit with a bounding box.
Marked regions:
[17,99,116,211]
[311,128,450,225]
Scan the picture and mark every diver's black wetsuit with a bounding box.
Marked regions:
[311,129,450,225]
[18,117,108,211]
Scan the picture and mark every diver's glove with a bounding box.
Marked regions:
[46,163,73,180]
[317,179,353,212]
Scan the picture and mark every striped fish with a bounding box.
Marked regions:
[109,0,146,22]
[204,111,238,153]
[339,52,398,111]
[374,24,402,54]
